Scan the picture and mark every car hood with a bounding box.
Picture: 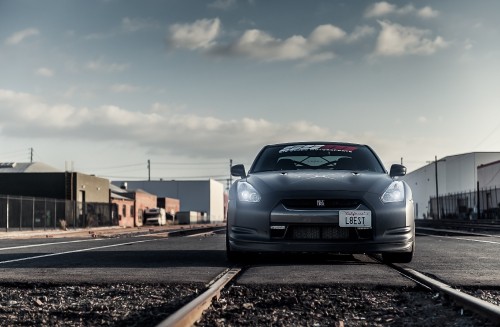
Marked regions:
[246,170,393,195]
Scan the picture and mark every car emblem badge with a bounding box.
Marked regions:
[317,200,325,207]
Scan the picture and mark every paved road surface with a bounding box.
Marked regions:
[0,232,498,287]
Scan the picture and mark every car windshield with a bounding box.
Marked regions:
[250,144,385,173]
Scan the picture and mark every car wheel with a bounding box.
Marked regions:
[382,243,414,263]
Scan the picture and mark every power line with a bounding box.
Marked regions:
[484,166,500,187]
[81,163,145,170]
[0,148,34,162]
[154,161,227,166]
[0,149,27,157]
[101,174,229,180]
[83,161,226,171]
[474,121,500,149]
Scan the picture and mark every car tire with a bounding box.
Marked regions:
[226,229,243,262]
[382,243,414,263]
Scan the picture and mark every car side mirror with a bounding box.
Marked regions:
[389,164,406,177]
[231,164,247,178]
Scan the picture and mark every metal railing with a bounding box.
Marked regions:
[429,186,500,220]
[0,194,115,231]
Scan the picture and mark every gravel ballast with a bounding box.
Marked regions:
[0,283,497,326]
[197,285,498,327]
[0,283,203,326]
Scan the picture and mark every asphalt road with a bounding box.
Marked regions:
[404,232,500,287]
[0,232,498,287]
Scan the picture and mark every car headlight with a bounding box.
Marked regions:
[381,181,405,203]
[237,182,261,203]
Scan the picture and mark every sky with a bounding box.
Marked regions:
[1,0,499,185]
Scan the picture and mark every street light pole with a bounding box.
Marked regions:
[147,159,151,181]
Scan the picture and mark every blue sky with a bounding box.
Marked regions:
[1,0,499,183]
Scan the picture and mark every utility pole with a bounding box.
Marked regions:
[435,155,440,219]
[477,181,481,219]
[229,159,233,186]
[30,148,33,163]
[147,159,151,181]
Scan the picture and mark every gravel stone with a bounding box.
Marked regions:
[463,288,500,307]
[196,285,498,327]
[0,283,497,326]
[0,283,203,326]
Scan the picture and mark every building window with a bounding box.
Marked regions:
[122,204,126,218]
[130,205,135,217]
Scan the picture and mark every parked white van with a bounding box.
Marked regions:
[143,208,167,226]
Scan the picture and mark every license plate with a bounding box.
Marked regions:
[339,210,372,228]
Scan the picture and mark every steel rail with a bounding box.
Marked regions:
[402,268,500,323]
[156,267,241,327]
[375,257,500,324]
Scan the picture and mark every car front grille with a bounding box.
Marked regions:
[270,224,373,241]
[281,199,360,210]
[291,226,349,240]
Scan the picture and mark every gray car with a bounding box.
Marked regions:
[227,142,415,263]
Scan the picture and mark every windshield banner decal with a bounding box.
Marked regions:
[279,144,357,153]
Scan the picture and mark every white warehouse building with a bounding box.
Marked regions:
[402,152,500,219]
[478,160,500,189]
[112,179,226,222]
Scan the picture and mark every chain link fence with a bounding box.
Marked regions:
[429,186,500,220]
[0,195,115,231]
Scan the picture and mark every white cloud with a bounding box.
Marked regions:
[229,29,309,61]
[35,67,54,77]
[464,38,473,51]
[84,32,115,40]
[417,116,427,123]
[215,24,346,62]
[309,25,346,46]
[86,59,129,72]
[346,25,376,43]
[208,0,236,10]
[121,17,159,32]
[0,89,428,172]
[0,88,354,159]
[167,18,221,50]
[166,19,355,63]
[299,52,336,66]
[365,2,396,18]
[374,21,448,56]
[365,2,439,19]
[5,28,40,45]
[417,6,440,19]
[111,84,139,93]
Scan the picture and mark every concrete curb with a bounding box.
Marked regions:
[0,224,226,239]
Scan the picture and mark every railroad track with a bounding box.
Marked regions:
[156,257,500,327]
[374,258,500,323]
[1,226,497,326]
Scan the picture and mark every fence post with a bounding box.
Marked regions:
[19,197,22,231]
[54,200,57,229]
[495,186,498,218]
[477,181,481,219]
[32,198,35,230]
[73,200,76,229]
[44,198,47,231]
[5,195,9,232]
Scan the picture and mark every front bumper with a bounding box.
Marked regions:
[228,228,414,254]
[227,190,415,254]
